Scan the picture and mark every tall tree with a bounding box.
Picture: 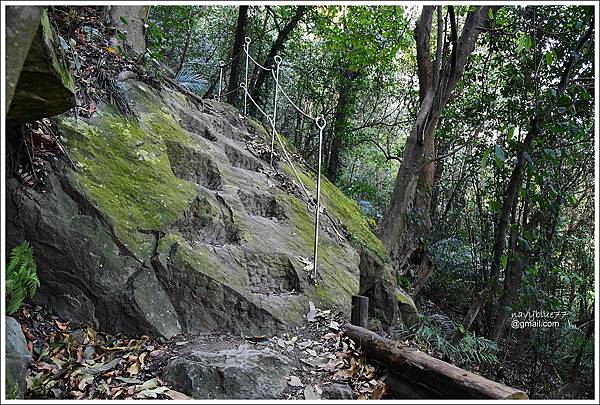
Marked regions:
[227,5,249,105]
[326,67,359,179]
[462,13,595,332]
[250,6,308,111]
[321,6,408,182]
[378,6,494,279]
[176,7,200,75]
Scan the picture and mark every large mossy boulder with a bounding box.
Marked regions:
[6,78,394,338]
[6,9,75,125]
[360,252,419,330]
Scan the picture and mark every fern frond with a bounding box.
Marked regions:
[5,241,39,314]
[8,241,31,272]
[7,290,26,314]
[175,69,209,94]
[414,315,499,367]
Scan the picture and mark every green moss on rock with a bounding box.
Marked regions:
[45,78,387,332]
[246,119,378,267]
[282,190,358,309]
[282,164,385,260]
[245,117,270,141]
[40,9,74,92]
[395,288,415,307]
[59,108,198,257]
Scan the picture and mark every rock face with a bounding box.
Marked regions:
[6,9,75,125]
[6,77,410,337]
[162,345,291,399]
[4,6,42,112]
[360,250,419,329]
[5,317,32,399]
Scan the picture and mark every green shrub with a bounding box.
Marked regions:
[423,237,478,308]
[6,241,39,314]
[397,314,499,368]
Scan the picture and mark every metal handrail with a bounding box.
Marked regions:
[218,36,326,282]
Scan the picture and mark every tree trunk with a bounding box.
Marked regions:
[379,6,492,279]
[109,6,149,56]
[250,6,307,112]
[176,9,196,76]
[491,190,530,341]
[226,5,249,106]
[326,68,358,181]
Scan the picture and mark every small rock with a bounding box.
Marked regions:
[304,385,320,400]
[162,347,291,399]
[5,317,32,399]
[321,383,355,400]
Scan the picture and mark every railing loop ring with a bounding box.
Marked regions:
[316,115,326,130]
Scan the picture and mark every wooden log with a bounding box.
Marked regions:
[351,295,369,327]
[381,372,439,399]
[345,324,528,399]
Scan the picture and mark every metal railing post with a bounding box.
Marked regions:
[313,115,326,282]
[231,37,327,285]
[218,60,224,102]
[270,55,282,166]
[244,37,251,115]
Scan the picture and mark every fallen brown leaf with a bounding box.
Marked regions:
[55,320,69,331]
[165,389,192,400]
[127,360,140,376]
[371,382,387,400]
[287,375,304,387]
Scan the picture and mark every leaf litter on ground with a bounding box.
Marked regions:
[15,304,189,400]
[16,297,388,400]
[273,301,389,399]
